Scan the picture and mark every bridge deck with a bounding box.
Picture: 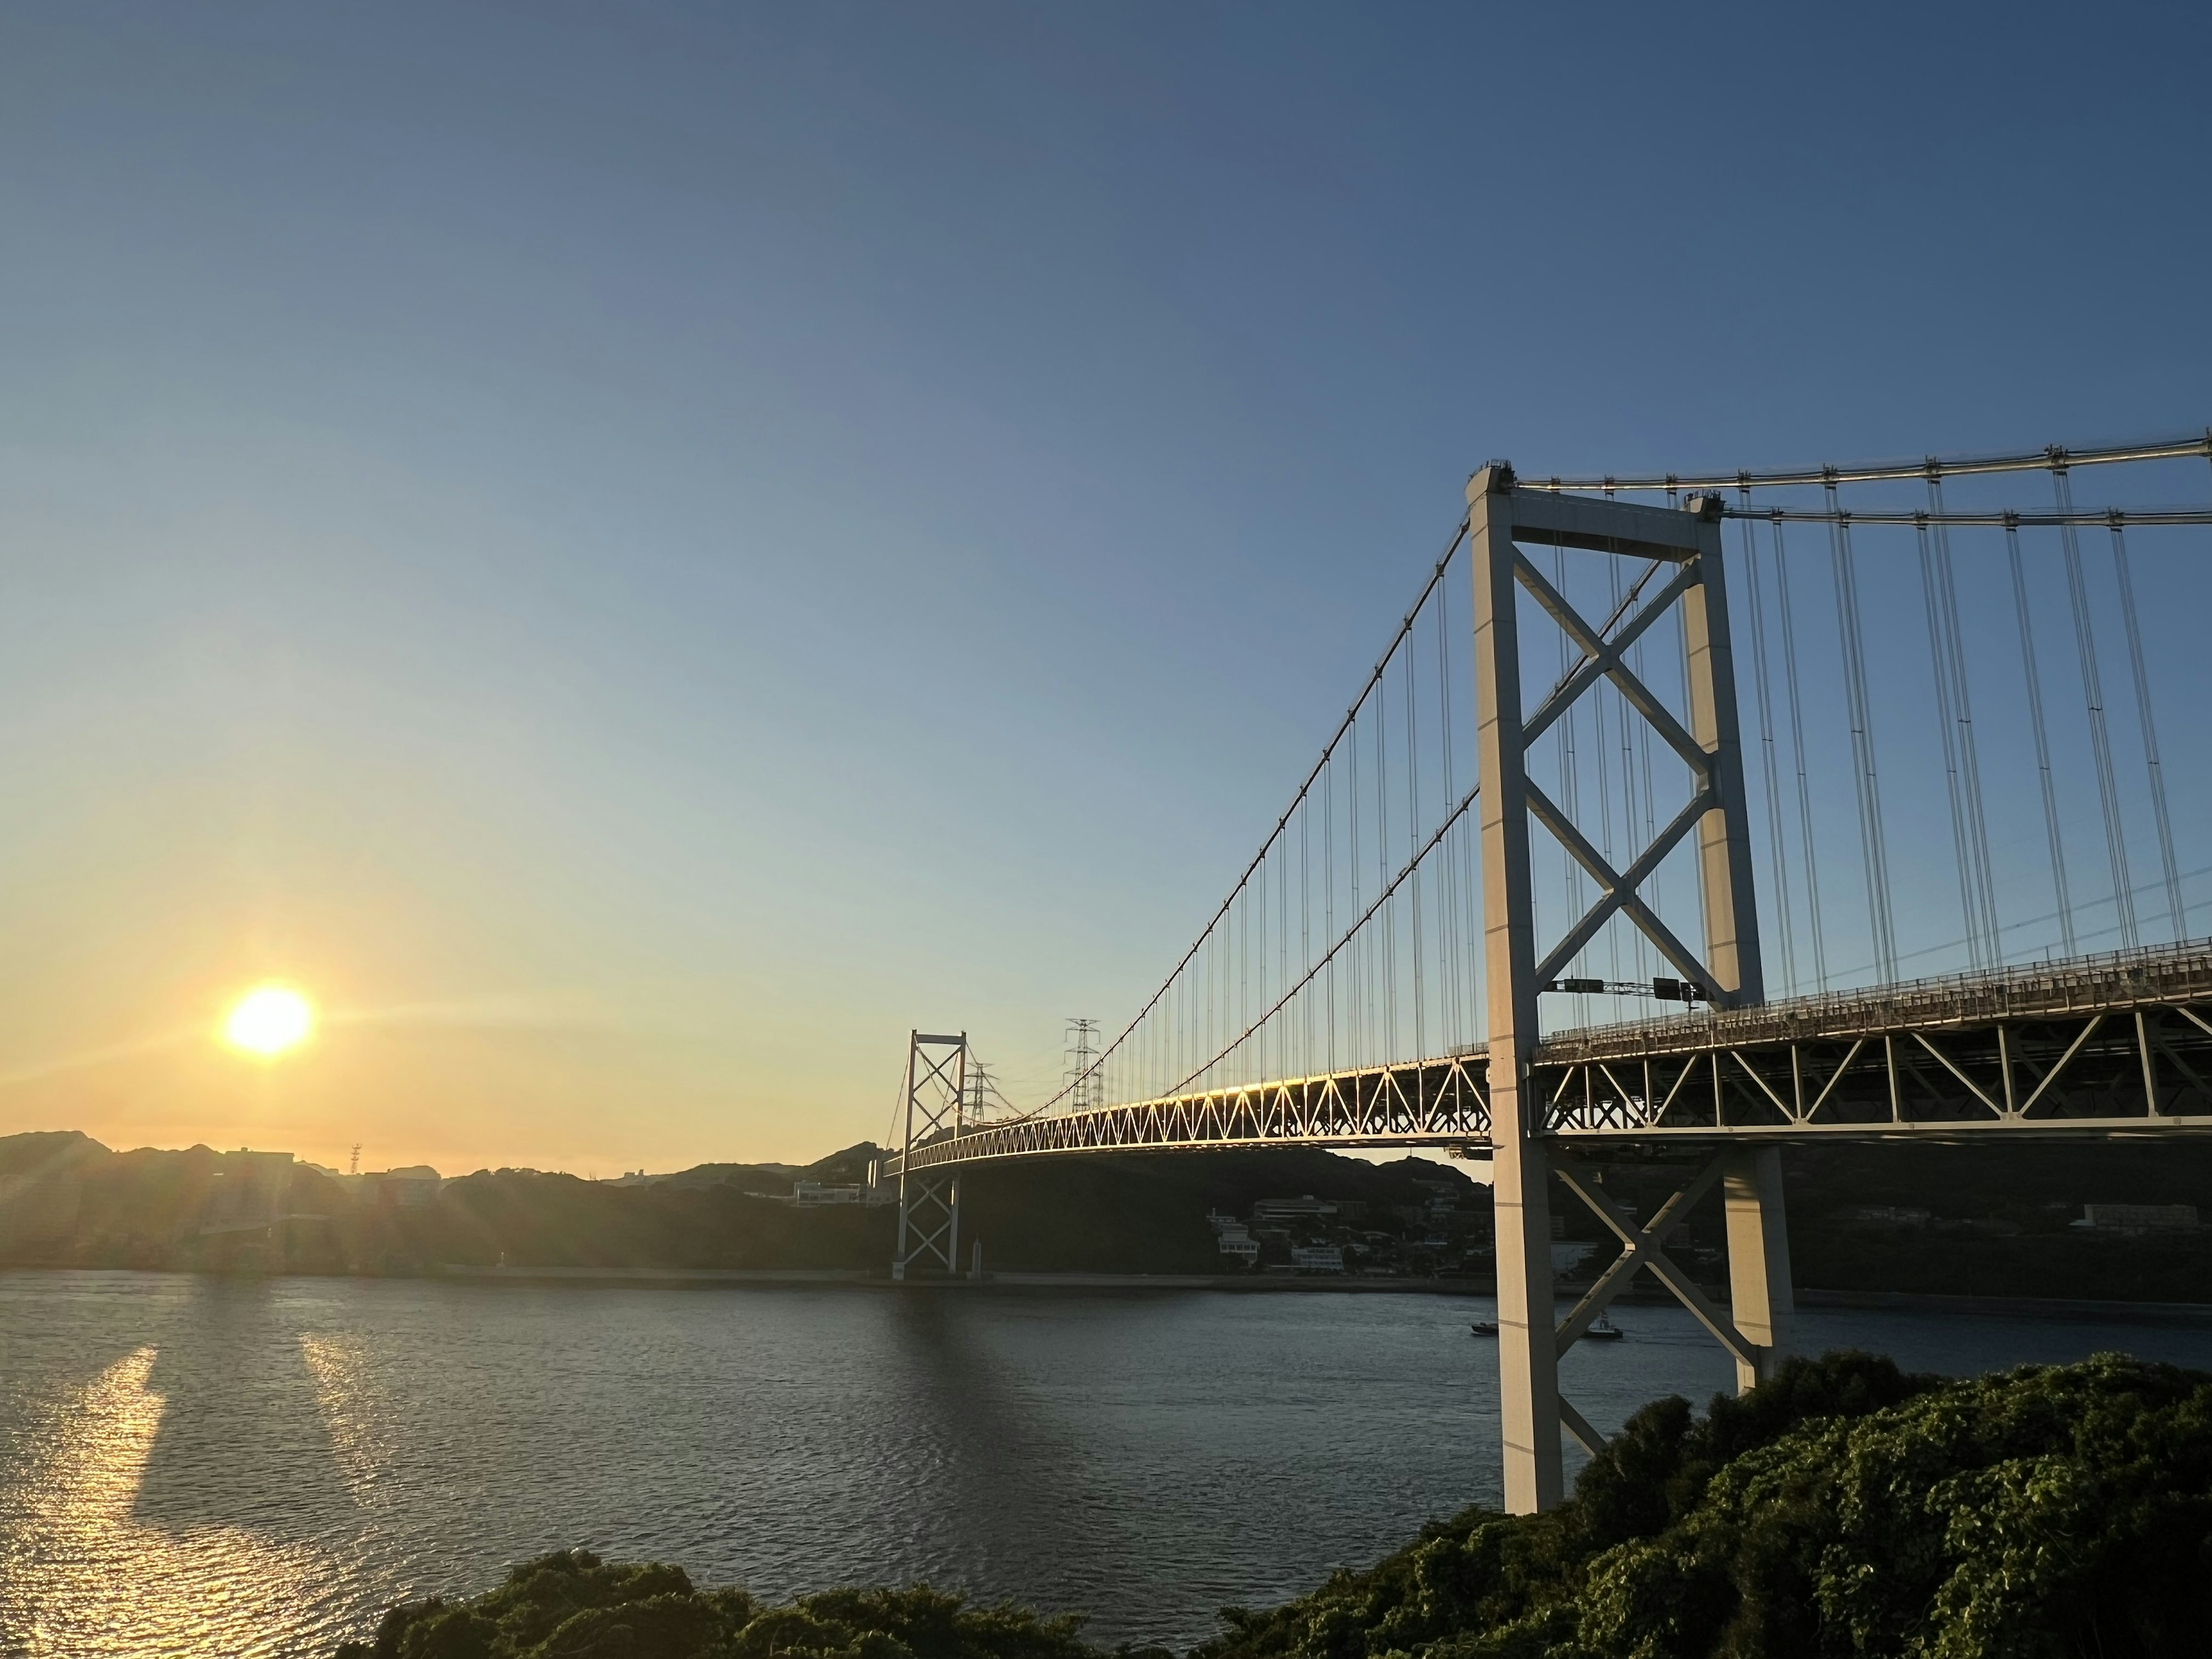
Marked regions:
[884,943,2212,1176]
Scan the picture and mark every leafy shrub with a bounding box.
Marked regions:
[1196,1351,2212,1658]
[335,1552,1092,1659]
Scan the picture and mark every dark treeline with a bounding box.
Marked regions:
[337,1352,2212,1658]
[5,1127,2211,1298]
[0,1131,1476,1277]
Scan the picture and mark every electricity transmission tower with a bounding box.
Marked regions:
[1065,1018,1104,1112]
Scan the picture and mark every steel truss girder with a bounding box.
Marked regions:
[882,1055,1491,1176]
[1537,995,2212,1138]
[887,948,2212,1177]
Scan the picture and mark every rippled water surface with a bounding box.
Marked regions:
[5,1271,2211,1656]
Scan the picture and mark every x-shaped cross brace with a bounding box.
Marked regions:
[897,1176,960,1270]
[1508,553,1729,1005]
[1546,1149,1759,1454]
[910,1044,965,1137]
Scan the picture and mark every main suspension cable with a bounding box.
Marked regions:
[1161,781,1482,1100]
[1529,431,2212,495]
[1731,505,2212,527]
[1037,517,1470,1115]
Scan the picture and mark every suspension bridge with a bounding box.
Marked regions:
[878,431,2212,1513]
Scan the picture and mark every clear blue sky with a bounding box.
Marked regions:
[2,2,2207,1171]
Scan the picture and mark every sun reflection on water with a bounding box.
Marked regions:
[301,1334,396,1509]
[0,1346,340,1658]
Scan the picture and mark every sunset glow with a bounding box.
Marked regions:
[222,986,315,1058]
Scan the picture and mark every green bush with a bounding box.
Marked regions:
[336,1552,1093,1659]
[1197,1351,2212,1658]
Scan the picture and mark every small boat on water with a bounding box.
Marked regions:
[1474,1315,1626,1340]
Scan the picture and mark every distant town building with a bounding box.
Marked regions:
[2077,1203,2199,1234]
[782,1180,894,1207]
[1253,1195,1337,1224]
[1289,1244,1345,1274]
[1207,1211,1260,1264]
[788,1181,868,1206]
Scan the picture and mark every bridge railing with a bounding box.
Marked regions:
[1539,937,2212,1063]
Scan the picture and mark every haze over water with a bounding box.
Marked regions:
[5,1272,2210,1657]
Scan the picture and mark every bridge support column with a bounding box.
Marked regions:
[1468,464,1771,1509]
[892,1031,968,1281]
[1722,1147,1794,1389]
[1468,462,1564,1514]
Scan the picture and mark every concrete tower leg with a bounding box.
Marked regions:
[1723,1146,1794,1389]
[1681,502,1788,1395]
[1467,464,1563,1515]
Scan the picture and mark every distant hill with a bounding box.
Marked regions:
[1,1128,2208,1297]
[0,1127,106,1177]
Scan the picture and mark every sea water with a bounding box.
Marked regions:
[3,1270,2209,1655]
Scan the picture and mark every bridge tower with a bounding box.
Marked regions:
[892,1031,968,1281]
[1467,464,1791,1512]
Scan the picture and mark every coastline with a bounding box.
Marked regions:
[11,1260,2212,1322]
[431,1265,1494,1293]
[1796,1286,2212,1326]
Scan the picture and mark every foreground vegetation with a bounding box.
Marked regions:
[339,1352,2212,1658]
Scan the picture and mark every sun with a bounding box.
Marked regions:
[222,984,315,1058]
